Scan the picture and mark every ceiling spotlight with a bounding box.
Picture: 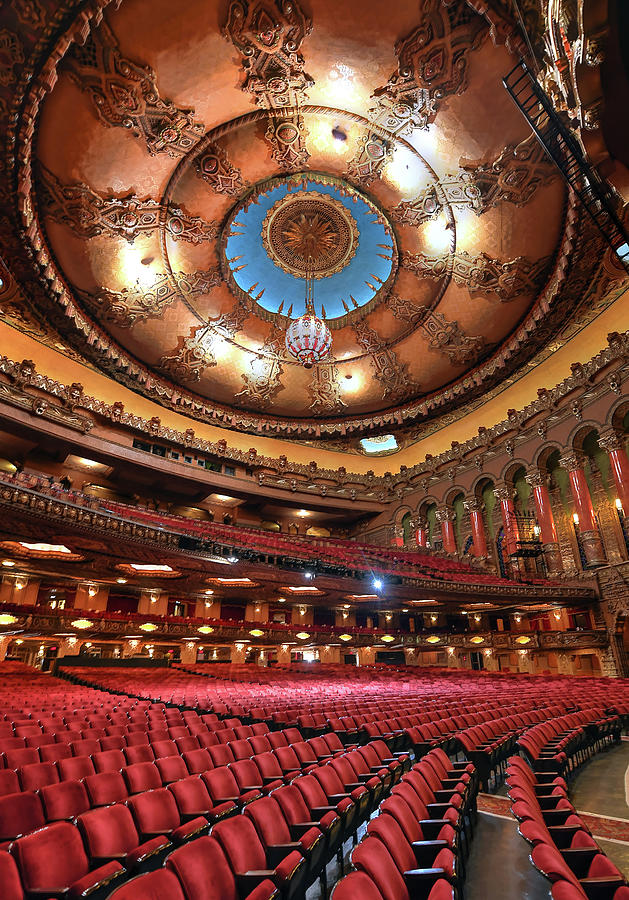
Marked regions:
[373,578,383,591]
[304,571,314,580]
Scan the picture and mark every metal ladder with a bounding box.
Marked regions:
[503,60,629,267]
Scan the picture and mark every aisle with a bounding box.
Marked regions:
[465,811,550,900]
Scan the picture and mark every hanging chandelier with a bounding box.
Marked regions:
[284,260,332,369]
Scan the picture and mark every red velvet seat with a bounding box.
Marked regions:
[155,755,188,785]
[4,748,39,769]
[213,813,307,900]
[168,775,236,824]
[367,812,457,881]
[122,762,162,795]
[166,834,279,900]
[124,745,154,766]
[39,744,72,765]
[230,758,283,794]
[10,821,124,898]
[18,761,59,792]
[208,744,234,768]
[84,771,129,807]
[77,803,170,872]
[245,795,326,883]
[202,766,261,807]
[127,788,208,844]
[106,869,185,900]
[182,748,212,776]
[57,756,95,782]
[92,749,125,773]
[150,740,178,760]
[0,792,44,843]
[40,780,90,822]
[352,834,453,900]
[331,871,384,900]
[0,769,19,797]
[0,851,24,900]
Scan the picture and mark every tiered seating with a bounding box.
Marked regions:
[516,709,621,777]
[507,756,629,899]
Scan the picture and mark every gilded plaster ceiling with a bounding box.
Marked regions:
[0,0,617,450]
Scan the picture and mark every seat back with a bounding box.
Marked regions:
[11,821,88,893]
[212,815,267,874]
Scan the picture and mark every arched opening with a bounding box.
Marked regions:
[401,511,412,545]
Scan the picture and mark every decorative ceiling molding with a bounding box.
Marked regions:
[158,325,218,383]
[420,310,486,366]
[79,268,222,329]
[353,320,418,401]
[65,19,205,157]
[393,173,482,227]
[460,134,557,209]
[234,324,285,409]
[387,293,427,325]
[402,250,553,302]
[369,0,488,136]
[308,359,347,415]
[38,167,219,244]
[194,141,244,195]
[264,112,310,172]
[223,0,313,109]
[345,132,393,188]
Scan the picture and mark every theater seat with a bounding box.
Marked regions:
[213,814,307,900]
[168,775,236,824]
[77,803,171,873]
[0,851,24,900]
[166,835,280,900]
[0,792,44,844]
[106,868,185,900]
[352,835,453,900]
[331,871,384,900]
[10,821,125,898]
[245,796,326,884]
[122,762,162,795]
[128,788,209,844]
[40,780,90,822]
[84,771,129,807]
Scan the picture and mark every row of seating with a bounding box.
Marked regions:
[516,709,621,777]
[507,756,628,899]
[331,746,481,900]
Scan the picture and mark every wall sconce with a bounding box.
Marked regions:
[533,525,541,537]
[514,614,521,623]
[149,591,159,604]
[128,639,139,650]
[342,612,348,619]
[87,585,98,598]
[615,498,624,515]
[84,642,92,649]
[14,578,26,591]
[518,649,527,656]
[474,614,481,623]
[67,637,77,647]
[430,615,437,623]
[186,642,195,650]
[212,649,217,659]
[554,610,562,621]
[255,606,261,613]
[572,512,580,526]
[385,613,392,622]
[447,646,454,655]
[484,648,492,657]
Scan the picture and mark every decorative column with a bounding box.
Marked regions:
[180,641,198,665]
[414,517,428,548]
[0,635,10,661]
[56,637,82,659]
[463,497,487,557]
[598,427,629,516]
[276,645,292,667]
[525,469,563,575]
[558,450,606,566]
[435,507,457,555]
[494,486,521,556]
[122,639,141,658]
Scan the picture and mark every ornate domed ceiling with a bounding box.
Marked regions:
[3,0,615,449]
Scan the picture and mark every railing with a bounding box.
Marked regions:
[0,602,608,651]
[503,60,629,266]
[0,475,595,599]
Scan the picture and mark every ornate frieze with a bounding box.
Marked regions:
[421,310,485,365]
[369,0,487,135]
[387,293,427,324]
[403,250,552,301]
[66,20,204,157]
[194,142,244,195]
[39,168,219,244]
[223,0,313,109]
[81,269,222,328]
[345,133,393,188]
[461,135,556,209]
[393,173,481,226]
[264,113,310,172]
[353,321,417,401]
[158,326,219,383]
[308,360,347,415]
[0,29,24,86]
[234,325,285,409]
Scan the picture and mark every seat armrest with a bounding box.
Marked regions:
[289,822,321,839]
[580,878,627,900]
[560,848,601,879]
[411,840,449,867]
[403,868,447,900]
[427,803,456,818]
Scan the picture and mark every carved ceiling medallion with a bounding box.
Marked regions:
[262,189,358,278]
